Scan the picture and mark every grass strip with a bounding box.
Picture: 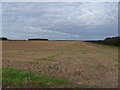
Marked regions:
[2,67,69,87]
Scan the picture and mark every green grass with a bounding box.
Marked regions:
[2,67,69,87]
[28,52,64,64]
[41,52,63,61]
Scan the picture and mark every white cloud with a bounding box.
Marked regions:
[26,26,80,38]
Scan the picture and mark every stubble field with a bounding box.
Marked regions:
[2,41,118,88]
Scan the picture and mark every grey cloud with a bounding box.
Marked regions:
[2,2,118,40]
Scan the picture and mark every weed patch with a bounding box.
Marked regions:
[41,52,63,61]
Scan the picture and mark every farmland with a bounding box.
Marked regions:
[2,41,118,88]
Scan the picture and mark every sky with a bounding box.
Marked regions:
[2,2,118,40]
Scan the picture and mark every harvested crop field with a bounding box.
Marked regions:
[2,41,118,88]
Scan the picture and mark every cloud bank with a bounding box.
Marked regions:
[2,2,118,40]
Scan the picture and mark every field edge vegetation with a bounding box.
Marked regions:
[2,67,69,88]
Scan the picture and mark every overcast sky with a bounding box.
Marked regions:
[2,2,118,40]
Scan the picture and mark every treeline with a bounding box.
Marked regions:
[86,36,120,46]
[28,38,48,41]
[0,37,49,41]
[1,36,119,46]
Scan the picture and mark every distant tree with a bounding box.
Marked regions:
[103,36,120,46]
[0,37,8,40]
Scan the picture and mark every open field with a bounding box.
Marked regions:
[2,41,118,88]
